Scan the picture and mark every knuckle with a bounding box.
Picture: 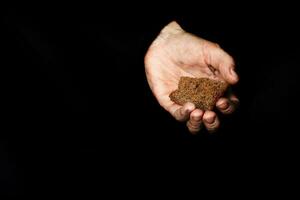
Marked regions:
[173,113,182,121]
[206,120,220,132]
[188,126,201,134]
[173,110,186,122]
[187,121,201,131]
[222,105,234,114]
[175,116,184,122]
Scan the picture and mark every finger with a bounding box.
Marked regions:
[208,47,239,84]
[229,94,240,107]
[215,98,232,114]
[216,94,240,114]
[203,111,220,133]
[170,102,195,122]
[216,98,233,114]
[186,109,204,134]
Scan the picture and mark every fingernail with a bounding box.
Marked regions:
[219,102,229,109]
[206,115,216,124]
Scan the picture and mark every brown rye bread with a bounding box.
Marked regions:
[169,77,228,110]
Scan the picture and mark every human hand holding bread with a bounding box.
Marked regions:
[145,21,239,134]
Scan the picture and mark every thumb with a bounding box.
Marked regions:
[208,47,239,84]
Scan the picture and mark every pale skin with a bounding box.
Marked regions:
[145,21,240,134]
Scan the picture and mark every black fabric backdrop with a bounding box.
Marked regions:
[1,4,300,196]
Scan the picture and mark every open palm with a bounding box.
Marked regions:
[145,21,239,133]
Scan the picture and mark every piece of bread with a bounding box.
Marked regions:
[169,77,228,110]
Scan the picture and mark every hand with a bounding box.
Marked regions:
[145,21,239,134]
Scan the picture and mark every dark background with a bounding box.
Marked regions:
[1,4,299,196]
